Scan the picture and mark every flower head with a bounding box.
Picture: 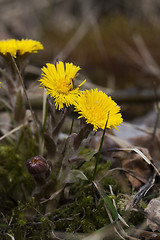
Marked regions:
[74,89,123,131]
[26,155,52,185]
[0,39,43,58]
[39,61,85,110]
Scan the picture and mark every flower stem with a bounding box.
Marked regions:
[93,111,110,180]
[10,54,39,134]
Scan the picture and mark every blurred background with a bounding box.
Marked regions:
[1,0,160,121]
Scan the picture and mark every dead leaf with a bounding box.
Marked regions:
[128,227,160,240]
[113,147,152,188]
[145,196,160,232]
[129,129,160,171]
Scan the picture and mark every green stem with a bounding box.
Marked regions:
[93,112,110,180]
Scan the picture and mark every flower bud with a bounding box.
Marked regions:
[26,155,52,185]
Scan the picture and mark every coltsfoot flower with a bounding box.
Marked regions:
[39,61,85,110]
[0,39,43,58]
[26,155,52,174]
[26,155,52,185]
[74,88,123,131]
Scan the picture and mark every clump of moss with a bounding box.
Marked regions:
[0,198,54,240]
[0,127,39,212]
[80,158,111,182]
[52,190,109,233]
[117,194,145,227]
[48,160,122,233]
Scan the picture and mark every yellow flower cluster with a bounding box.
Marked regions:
[0,38,123,131]
[0,39,43,58]
[39,61,123,131]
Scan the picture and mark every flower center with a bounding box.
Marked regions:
[32,158,39,165]
[87,102,104,121]
[56,78,73,94]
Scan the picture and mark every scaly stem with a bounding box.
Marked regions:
[152,81,159,140]
[10,55,40,135]
[39,89,48,155]
[69,113,75,135]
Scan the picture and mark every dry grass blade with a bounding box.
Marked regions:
[0,96,13,110]
[117,147,160,175]
[90,181,128,240]
[0,123,26,141]
[121,122,153,135]
[82,225,116,240]
[133,34,160,80]
[93,181,115,223]
[97,167,150,185]
[53,5,100,62]
[108,185,139,240]
[5,233,15,240]
[51,231,87,240]
[109,185,129,228]
[107,133,132,148]
[40,188,63,204]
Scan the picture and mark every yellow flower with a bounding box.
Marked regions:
[74,89,123,131]
[39,61,85,110]
[0,39,43,57]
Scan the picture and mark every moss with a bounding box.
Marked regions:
[80,159,111,183]
[0,149,146,238]
[0,127,39,212]
[128,211,145,227]
[0,199,54,240]
[47,160,122,234]
[51,186,110,233]
[0,130,147,238]
[116,194,145,227]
